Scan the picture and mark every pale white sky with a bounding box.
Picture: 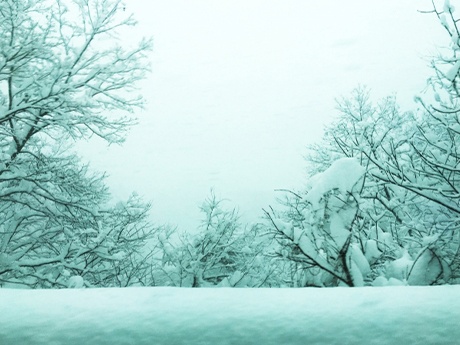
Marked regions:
[78,0,445,231]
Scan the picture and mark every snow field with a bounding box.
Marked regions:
[1,286,459,344]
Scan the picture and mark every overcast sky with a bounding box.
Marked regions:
[78,0,446,231]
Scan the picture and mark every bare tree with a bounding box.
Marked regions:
[0,0,154,288]
[0,148,158,288]
[0,0,151,152]
[267,83,459,286]
[254,1,460,287]
[151,193,279,287]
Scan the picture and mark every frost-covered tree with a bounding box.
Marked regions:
[322,90,451,286]
[152,193,280,287]
[0,0,150,149]
[263,1,460,286]
[264,157,368,287]
[0,0,154,288]
[0,147,159,288]
[267,83,460,286]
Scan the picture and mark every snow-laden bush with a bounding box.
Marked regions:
[151,193,280,287]
[261,1,460,287]
[265,84,460,286]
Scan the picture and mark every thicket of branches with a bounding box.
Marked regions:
[149,192,281,287]
[0,0,156,288]
[261,0,460,287]
[2,0,460,289]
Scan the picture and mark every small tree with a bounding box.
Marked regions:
[0,148,158,288]
[264,157,367,287]
[152,193,278,287]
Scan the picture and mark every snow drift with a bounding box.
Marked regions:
[1,286,459,344]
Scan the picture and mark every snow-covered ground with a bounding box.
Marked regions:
[77,0,445,230]
[1,286,459,344]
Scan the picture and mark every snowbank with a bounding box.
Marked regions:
[1,286,459,344]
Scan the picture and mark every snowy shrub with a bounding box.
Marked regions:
[151,193,282,288]
[0,152,159,288]
[267,76,460,286]
[263,157,368,287]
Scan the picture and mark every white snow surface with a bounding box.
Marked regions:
[307,157,365,208]
[1,286,459,344]
[67,275,85,289]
